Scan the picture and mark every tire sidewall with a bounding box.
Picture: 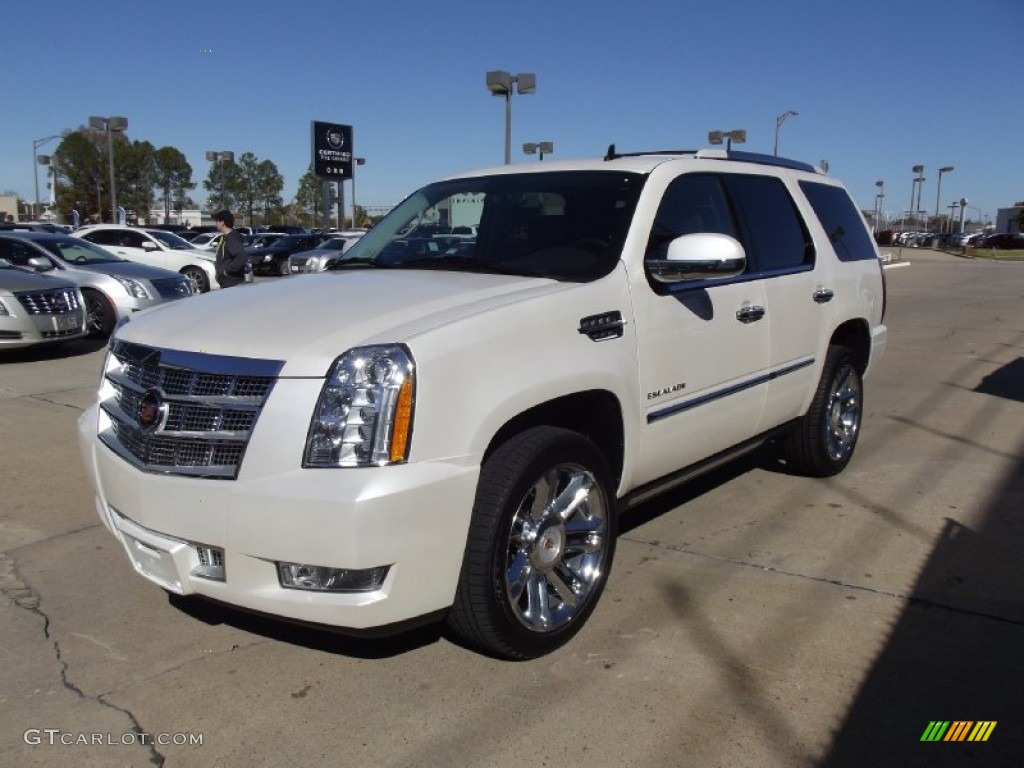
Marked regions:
[478,428,617,657]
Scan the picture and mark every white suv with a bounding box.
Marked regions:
[78,148,887,659]
[73,225,219,293]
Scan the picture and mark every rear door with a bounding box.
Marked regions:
[722,174,822,430]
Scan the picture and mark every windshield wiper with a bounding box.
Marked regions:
[326,257,393,270]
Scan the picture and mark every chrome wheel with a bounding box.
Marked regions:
[181,266,209,293]
[505,462,609,633]
[448,427,616,658]
[824,363,861,462]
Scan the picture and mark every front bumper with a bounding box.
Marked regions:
[0,308,86,348]
[77,401,481,630]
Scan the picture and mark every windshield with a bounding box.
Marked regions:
[331,171,644,281]
[147,230,197,250]
[39,237,124,264]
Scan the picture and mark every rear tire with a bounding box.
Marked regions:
[782,345,863,477]
[181,266,210,293]
[448,426,617,659]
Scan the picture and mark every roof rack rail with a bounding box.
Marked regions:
[603,144,819,173]
[604,144,696,161]
[702,149,819,173]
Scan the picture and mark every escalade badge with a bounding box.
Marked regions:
[138,388,168,433]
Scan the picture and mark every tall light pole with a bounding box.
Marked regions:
[523,142,553,161]
[351,157,366,228]
[205,150,234,210]
[33,134,63,217]
[874,180,885,235]
[89,117,128,223]
[935,166,954,231]
[773,110,798,156]
[486,70,536,165]
[909,165,924,228]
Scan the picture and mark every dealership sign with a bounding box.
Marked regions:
[311,121,353,179]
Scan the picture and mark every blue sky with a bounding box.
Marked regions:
[5,0,1022,224]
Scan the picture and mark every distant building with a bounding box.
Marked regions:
[995,202,1023,234]
[0,195,18,222]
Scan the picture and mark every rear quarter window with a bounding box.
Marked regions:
[799,182,877,262]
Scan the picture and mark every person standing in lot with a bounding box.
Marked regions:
[213,209,249,287]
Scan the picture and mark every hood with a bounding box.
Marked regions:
[75,261,184,282]
[186,249,216,262]
[0,266,77,293]
[117,269,571,377]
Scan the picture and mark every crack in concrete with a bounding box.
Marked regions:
[4,522,104,557]
[27,393,88,412]
[620,534,1024,629]
[0,552,166,766]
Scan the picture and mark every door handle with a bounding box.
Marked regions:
[736,305,766,324]
[813,288,835,303]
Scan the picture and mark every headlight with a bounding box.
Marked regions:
[113,276,150,299]
[0,299,8,316]
[304,345,416,467]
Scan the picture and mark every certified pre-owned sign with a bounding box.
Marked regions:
[312,121,353,179]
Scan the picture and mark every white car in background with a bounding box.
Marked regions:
[72,225,220,293]
[187,232,223,251]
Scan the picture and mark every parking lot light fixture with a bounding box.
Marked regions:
[909,165,924,228]
[773,110,798,156]
[486,70,536,165]
[523,141,554,161]
[708,129,747,152]
[205,150,234,210]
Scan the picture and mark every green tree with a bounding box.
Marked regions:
[116,140,156,223]
[203,158,244,212]
[256,160,284,225]
[294,166,322,226]
[53,129,106,222]
[153,147,194,223]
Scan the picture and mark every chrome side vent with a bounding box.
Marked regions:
[578,311,625,341]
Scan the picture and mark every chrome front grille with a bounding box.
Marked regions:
[15,288,81,315]
[99,341,283,479]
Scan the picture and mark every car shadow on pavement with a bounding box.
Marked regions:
[167,593,445,659]
[0,336,107,363]
[818,449,1024,767]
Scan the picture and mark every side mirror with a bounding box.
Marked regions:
[647,232,746,284]
[28,256,55,272]
[141,241,159,251]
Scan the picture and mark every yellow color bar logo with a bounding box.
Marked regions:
[921,721,997,742]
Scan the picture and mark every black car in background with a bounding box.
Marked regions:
[978,233,1024,249]
[247,234,331,276]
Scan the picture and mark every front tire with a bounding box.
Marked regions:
[82,289,115,337]
[276,258,291,277]
[783,345,863,477]
[181,266,210,293]
[448,427,617,660]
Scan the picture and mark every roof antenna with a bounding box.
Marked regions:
[604,144,617,161]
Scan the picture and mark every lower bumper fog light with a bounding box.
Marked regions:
[277,562,389,593]
[191,544,225,581]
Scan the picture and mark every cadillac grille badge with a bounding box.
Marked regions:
[137,388,167,433]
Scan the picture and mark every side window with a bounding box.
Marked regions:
[83,230,117,246]
[121,231,147,248]
[5,241,38,266]
[0,240,11,261]
[725,175,813,273]
[646,174,736,260]
[799,181,877,262]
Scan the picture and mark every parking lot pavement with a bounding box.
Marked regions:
[2,251,1023,767]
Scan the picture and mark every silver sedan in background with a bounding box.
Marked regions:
[0,232,194,337]
[289,235,364,273]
